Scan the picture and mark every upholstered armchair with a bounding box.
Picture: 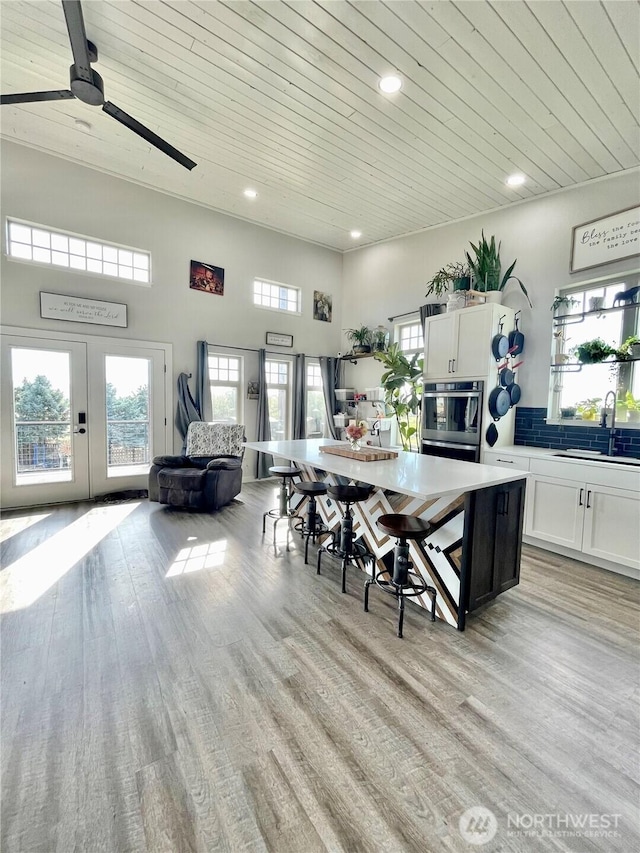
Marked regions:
[149,422,244,511]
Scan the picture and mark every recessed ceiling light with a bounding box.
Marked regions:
[506,173,526,187]
[243,188,258,199]
[378,75,402,94]
[350,230,362,239]
[74,119,92,133]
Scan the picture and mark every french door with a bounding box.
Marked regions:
[1,330,170,508]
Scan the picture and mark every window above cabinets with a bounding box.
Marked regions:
[549,270,640,427]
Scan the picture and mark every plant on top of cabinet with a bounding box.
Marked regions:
[466,231,532,307]
[345,325,373,354]
[424,261,471,299]
[374,343,423,452]
[572,338,616,364]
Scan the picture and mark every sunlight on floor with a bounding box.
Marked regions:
[0,502,140,613]
[0,512,51,544]
[166,539,227,577]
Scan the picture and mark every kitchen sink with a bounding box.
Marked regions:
[553,451,640,467]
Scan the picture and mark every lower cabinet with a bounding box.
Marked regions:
[525,476,640,570]
[462,479,526,620]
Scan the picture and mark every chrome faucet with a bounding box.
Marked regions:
[600,391,617,456]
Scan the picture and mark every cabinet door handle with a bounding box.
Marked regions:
[586,490,592,509]
[447,359,452,373]
[451,358,456,373]
[579,488,584,506]
[497,458,513,464]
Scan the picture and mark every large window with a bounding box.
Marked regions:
[6,219,151,284]
[550,272,639,425]
[266,360,291,439]
[398,321,423,356]
[253,278,301,313]
[208,354,243,424]
[306,362,326,437]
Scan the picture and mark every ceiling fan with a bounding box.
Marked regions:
[0,0,196,170]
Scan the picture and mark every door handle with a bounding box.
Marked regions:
[73,426,86,434]
[578,488,584,506]
[586,490,592,509]
[451,358,456,373]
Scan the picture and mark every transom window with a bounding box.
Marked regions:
[253,278,300,313]
[208,354,243,424]
[550,272,639,426]
[266,359,291,440]
[6,219,151,284]
[398,321,423,355]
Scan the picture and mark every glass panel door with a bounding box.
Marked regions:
[1,337,89,507]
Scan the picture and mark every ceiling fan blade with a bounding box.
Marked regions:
[61,0,93,81]
[102,102,196,171]
[1,90,75,105]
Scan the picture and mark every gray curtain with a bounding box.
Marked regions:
[292,353,306,440]
[175,372,201,453]
[319,356,341,439]
[195,340,212,421]
[256,348,273,479]
[419,303,442,330]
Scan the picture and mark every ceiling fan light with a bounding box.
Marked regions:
[379,75,402,94]
[506,173,526,187]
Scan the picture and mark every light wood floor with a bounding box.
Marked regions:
[1,482,639,853]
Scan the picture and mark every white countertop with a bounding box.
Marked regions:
[245,439,527,501]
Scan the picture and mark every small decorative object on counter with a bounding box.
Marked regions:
[345,421,368,451]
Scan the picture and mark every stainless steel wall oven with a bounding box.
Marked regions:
[421,381,484,462]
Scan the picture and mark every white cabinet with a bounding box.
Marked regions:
[424,303,510,380]
[482,450,529,470]
[525,471,640,570]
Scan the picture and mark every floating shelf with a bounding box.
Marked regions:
[553,302,639,326]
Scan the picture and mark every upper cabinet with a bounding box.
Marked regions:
[424,303,513,380]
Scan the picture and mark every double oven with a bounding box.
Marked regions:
[421,381,484,463]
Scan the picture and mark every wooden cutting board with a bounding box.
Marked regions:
[319,444,398,461]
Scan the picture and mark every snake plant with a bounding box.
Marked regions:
[466,231,532,307]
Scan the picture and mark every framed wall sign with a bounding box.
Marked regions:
[570,205,640,273]
[40,292,128,327]
[266,332,293,347]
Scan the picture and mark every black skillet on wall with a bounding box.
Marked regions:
[509,311,525,356]
[488,384,511,420]
[491,315,509,361]
[485,422,499,447]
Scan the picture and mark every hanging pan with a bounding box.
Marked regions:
[508,370,522,406]
[485,422,499,447]
[499,360,523,387]
[491,315,509,361]
[488,384,511,421]
[509,311,525,356]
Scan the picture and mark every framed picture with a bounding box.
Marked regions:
[190,260,224,295]
[570,205,640,273]
[247,381,259,400]
[266,332,293,347]
[40,292,127,327]
[313,290,332,322]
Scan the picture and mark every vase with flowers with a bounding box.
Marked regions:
[345,421,368,451]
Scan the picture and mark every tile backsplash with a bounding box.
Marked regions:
[514,407,640,458]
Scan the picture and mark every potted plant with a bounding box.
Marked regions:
[576,397,602,421]
[560,406,577,419]
[465,231,532,307]
[625,391,640,422]
[371,325,389,353]
[373,343,423,452]
[572,338,616,364]
[616,335,640,360]
[551,295,580,315]
[346,325,373,354]
[424,261,471,300]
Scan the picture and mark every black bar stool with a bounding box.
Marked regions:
[293,481,330,564]
[317,484,374,593]
[262,466,302,550]
[364,514,437,638]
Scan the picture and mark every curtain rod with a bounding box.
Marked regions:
[388,309,419,322]
[205,342,326,359]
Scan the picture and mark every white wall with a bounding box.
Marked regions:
[1,141,343,459]
[342,172,640,406]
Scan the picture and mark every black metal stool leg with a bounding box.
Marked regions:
[364,576,374,611]
[428,587,437,621]
[397,593,405,639]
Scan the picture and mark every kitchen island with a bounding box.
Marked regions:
[245,439,528,630]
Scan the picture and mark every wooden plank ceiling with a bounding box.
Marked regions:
[1,0,638,251]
